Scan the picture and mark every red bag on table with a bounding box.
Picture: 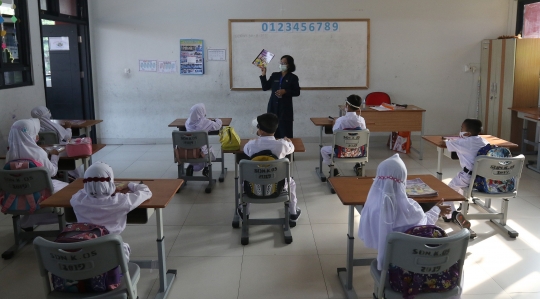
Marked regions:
[66,137,92,157]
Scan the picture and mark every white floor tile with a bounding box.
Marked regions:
[168,226,244,257]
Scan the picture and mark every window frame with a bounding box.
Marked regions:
[516,0,540,35]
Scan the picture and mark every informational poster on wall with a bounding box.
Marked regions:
[180,39,204,75]
[158,61,177,73]
[139,60,157,72]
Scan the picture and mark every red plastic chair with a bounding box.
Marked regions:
[365,92,391,106]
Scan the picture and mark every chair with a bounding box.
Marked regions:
[0,165,65,259]
[172,130,219,193]
[33,234,140,299]
[237,158,292,245]
[365,92,391,106]
[461,154,525,238]
[38,131,60,145]
[327,129,370,193]
[371,229,470,299]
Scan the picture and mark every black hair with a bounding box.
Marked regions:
[257,113,279,134]
[462,119,483,136]
[346,94,362,110]
[281,55,296,72]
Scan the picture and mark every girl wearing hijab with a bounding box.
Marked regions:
[30,106,72,144]
[6,119,69,228]
[184,103,222,176]
[358,154,451,271]
[70,162,152,260]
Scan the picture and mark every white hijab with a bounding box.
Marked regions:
[83,162,116,199]
[30,106,70,140]
[186,103,215,131]
[358,154,426,270]
[6,119,50,165]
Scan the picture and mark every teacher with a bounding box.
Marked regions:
[260,55,300,138]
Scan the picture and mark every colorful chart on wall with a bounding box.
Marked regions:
[180,39,204,75]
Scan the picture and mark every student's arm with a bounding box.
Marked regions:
[445,139,464,153]
[208,118,222,131]
[359,117,367,130]
[282,138,295,155]
[332,117,343,131]
[124,182,152,211]
[63,128,72,141]
[424,205,441,225]
[243,141,253,157]
[260,73,273,91]
[284,74,300,97]
[41,155,59,177]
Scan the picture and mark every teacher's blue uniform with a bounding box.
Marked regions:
[260,72,300,138]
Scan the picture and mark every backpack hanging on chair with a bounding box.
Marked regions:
[473,144,515,193]
[243,150,286,199]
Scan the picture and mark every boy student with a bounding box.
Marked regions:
[445,118,488,227]
[239,113,301,225]
[320,94,367,176]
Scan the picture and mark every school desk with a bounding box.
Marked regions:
[222,138,305,229]
[328,175,464,299]
[422,135,518,180]
[40,178,183,299]
[509,107,540,173]
[51,119,103,137]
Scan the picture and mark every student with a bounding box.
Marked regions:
[184,103,222,176]
[445,118,488,225]
[30,106,72,144]
[320,94,367,176]
[5,119,69,228]
[239,113,301,225]
[358,154,451,270]
[70,162,152,260]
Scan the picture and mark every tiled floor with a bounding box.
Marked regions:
[1,140,540,298]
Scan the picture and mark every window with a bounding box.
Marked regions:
[516,0,540,36]
[0,0,32,89]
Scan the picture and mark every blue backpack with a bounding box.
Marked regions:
[473,144,515,193]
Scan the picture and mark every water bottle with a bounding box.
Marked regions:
[361,97,366,109]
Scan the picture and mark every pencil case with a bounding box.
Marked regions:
[66,137,92,157]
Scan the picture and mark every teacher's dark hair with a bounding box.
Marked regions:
[281,55,296,72]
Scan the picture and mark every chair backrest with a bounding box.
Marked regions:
[172,130,210,149]
[33,234,137,298]
[331,129,370,161]
[38,131,60,145]
[0,165,53,196]
[240,158,290,200]
[365,92,391,106]
[378,229,470,295]
[466,154,525,196]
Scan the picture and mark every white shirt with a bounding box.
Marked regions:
[446,136,488,171]
[244,136,294,158]
[333,112,366,131]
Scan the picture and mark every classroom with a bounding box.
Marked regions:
[1,0,540,298]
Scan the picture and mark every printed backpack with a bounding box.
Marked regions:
[51,223,122,293]
[473,144,515,193]
[334,128,367,158]
[0,159,51,214]
[388,225,460,298]
[243,150,286,199]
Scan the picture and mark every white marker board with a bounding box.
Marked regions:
[228,19,370,90]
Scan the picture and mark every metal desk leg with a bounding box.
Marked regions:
[315,126,327,182]
[232,154,240,228]
[219,147,227,182]
[155,208,176,299]
[419,111,425,160]
[521,117,528,155]
[436,147,443,180]
[337,205,358,299]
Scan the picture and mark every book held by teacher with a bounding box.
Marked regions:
[252,49,274,68]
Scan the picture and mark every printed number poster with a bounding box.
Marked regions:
[180,39,204,75]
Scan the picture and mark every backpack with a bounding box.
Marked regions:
[388,225,460,298]
[51,223,122,293]
[243,150,286,198]
[334,128,367,158]
[219,126,241,151]
[0,159,51,214]
[473,144,515,193]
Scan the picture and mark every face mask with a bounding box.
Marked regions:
[279,64,287,72]
[459,131,467,138]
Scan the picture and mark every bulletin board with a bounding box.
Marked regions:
[228,19,370,90]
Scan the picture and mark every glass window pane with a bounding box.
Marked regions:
[59,0,77,16]
[0,2,20,64]
[41,19,56,26]
[39,0,48,10]
[4,71,23,85]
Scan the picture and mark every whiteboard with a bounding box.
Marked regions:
[228,19,370,90]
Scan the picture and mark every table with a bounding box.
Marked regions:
[40,178,183,299]
[51,119,103,137]
[328,175,464,299]
[223,138,305,229]
[509,107,540,173]
[422,135,518,180]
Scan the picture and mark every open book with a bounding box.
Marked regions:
[406,178,438,197]
[252,49,274,68]
[43,145,65,153]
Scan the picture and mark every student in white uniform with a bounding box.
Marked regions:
[358,154,451,271]
[70,162,152,260]
[5,119,69,229]
[30,106,73,143]
[184,103,222,176]
[239,113,301,225]
[445,119,488,226]
[320,94,367,176]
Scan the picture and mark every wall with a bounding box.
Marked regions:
[89,0,512,144]
[0,0,46,154]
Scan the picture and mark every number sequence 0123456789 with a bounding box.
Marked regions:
[261,22,339,33]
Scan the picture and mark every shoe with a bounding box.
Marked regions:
[202,166,209,177]
[330,169,340,177]
[353,163,362,176]
[21,226,34,232]
[289,208,302,227]
[452,211,471,229]
[186,165,194,176]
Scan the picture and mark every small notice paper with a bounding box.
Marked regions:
[158,61,177,73]
[139,60,157,72]
[208,49,226,61]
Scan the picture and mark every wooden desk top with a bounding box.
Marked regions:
[338,104,426,113]
[422,135,518,149]
[509,107,540,116]
[223,138,306,154]
[168,118,232,128]
[40,178,183,209]
[329,175,464,206]
[0,144,106,161]
[51,119,103,129]
[310,117,375,127]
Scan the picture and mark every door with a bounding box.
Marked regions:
[41,21,84,119]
